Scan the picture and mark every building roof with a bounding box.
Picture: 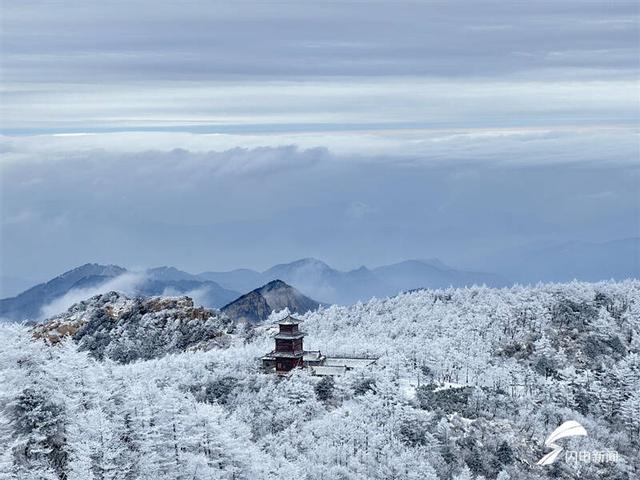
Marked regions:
[323,357,378,368]
[274,331,305,340]
[303,350,324,362]
[263,350,303,359]
[311,365,347,376]
[278,315,301,325]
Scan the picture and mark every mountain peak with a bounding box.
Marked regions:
[392,258,451,271]
[146,266,196,282]
[274,257,331,270]
[60,263,127,278]
[260,279,289,291]
[222,280,319,323]
[298,257,328,265]
[351,265,372,273]
[148,266,182,273]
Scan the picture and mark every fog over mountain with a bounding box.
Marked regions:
[0,264,240,322]
[3,242,637,323]
[210,257,507,305]
[1,1,639,479]
[0,257,508,321]
[0,264,128,321]
[2,0,638,302]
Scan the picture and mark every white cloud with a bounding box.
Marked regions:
[1,78,637,135]
[2,123,637,168]
[160,285,210,308]
[1,142,637,283]
[1,0,638,282]
[39,272,147,320]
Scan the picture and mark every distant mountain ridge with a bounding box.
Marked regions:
[3,240,637,323]
[136,266,239,310]
[197,269,264,294]
[0,264,127,321]
[0,264,240,322]
[0,258,506,321]
[202,257,507,305]
[374,259,506,292]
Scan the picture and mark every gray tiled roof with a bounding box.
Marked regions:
[263,350,304,359]
[278,315,301,325]
[274,332,305,339]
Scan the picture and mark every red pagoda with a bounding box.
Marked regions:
[261,315,375,376]
[261,315,309,373]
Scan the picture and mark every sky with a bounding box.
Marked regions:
[1,0,639,288]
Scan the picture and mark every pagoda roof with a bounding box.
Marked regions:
[278,315,301,325]
[270,350,304,359]
[274,331,305,340]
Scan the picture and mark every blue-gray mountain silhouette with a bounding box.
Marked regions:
[0,264,239,322]
[221,279,320,323]
[202,257,507,305]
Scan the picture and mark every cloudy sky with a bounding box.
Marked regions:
[1,0,639,286]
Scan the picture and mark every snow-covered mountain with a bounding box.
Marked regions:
[221,279,320,323]
[34,291,237,362]
[2,280,638,479]
[6,240,635,321]
[1,258,505,321]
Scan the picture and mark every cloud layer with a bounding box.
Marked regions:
[39,272,146,319]
[1,1,638,284]
[1,1,638,133]
[3,1,637,81]
[2,145,638,282]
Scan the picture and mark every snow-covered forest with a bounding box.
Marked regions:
[1,280,639,480]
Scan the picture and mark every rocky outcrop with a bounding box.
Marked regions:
[34,291,237,362]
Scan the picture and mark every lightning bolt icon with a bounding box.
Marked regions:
[537,420,588,466]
